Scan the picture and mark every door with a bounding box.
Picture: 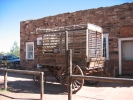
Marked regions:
[122,41,133,75]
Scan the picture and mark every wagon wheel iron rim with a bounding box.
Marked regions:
[71,65,84,94]
[61,64,84,94]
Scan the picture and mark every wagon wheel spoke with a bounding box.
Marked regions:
[72,65,76,70]
[60,64,84,93]
[72,83,75,91]
[73,81,78,88]
[75,80,81,85]
[73,68,79,75]
[71,65,84,94]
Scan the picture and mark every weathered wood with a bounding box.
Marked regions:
[37,24,104,73]
[0,68,42,75]
[36,25,87,34]
[0,68,44,100]
[86,29,89,60]
[35,24,102,34]
[65,31,68,71]
[4,71,7,90]
[40,26,102,59]
[72,75,133,84]
[68,50,72,100]
[56,54,66,66]
[35,23,103,94]
[40,72,44,100]
[84,57,105,69]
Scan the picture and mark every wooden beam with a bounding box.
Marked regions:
[65,31,68,71]
[0,68,44,100]
[72,75,133,84]
[4,71,7,90]
[67,50,72,100]
[37,28,86,34]
[0,68,41,75]
[40,72,44,100]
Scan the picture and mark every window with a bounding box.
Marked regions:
[122,41,133,60]
[26,42,34,59]
[37,37,42,45]
[103,33,109,59]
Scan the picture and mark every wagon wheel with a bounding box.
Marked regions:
[62,64,84,94]
[54,66,66,81]
[71,65,84,93]
[53,66,62,81]
[33,68,45,85]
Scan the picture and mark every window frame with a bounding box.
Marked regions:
[26,42,34,60]
[37,37,42,45]
[103,33,109,60]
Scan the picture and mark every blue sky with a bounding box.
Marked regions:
[0,0,133,52]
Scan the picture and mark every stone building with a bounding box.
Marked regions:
[20,2,133,76]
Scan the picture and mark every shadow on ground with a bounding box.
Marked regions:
[0,93,40,100]
[0,78,67,94]
[0,71,33,79]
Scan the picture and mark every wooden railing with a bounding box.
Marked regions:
[0,68,44,100]
[67,49,133,100]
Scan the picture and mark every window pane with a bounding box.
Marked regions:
[28,51,33,58]
[28,45,33,51]
[26,42,34,59]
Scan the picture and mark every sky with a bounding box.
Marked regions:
[0,0,133,53]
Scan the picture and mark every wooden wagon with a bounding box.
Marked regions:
[32,23,105,93]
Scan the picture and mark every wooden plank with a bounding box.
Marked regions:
[0,68,43,75]
[4,71,7,90]
[72,75,133,84]
[67,50,72,100]
[43,44,59,47]
[42,42,60,43]
[40,72,44,100]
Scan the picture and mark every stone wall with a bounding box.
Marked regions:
[120,26,133,37]
[20,3,133,69]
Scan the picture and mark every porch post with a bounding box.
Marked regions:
[118,39,122,75]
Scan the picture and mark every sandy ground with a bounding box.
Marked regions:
[0,71,133,100]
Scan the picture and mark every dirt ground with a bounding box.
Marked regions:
[0,71,133,100]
